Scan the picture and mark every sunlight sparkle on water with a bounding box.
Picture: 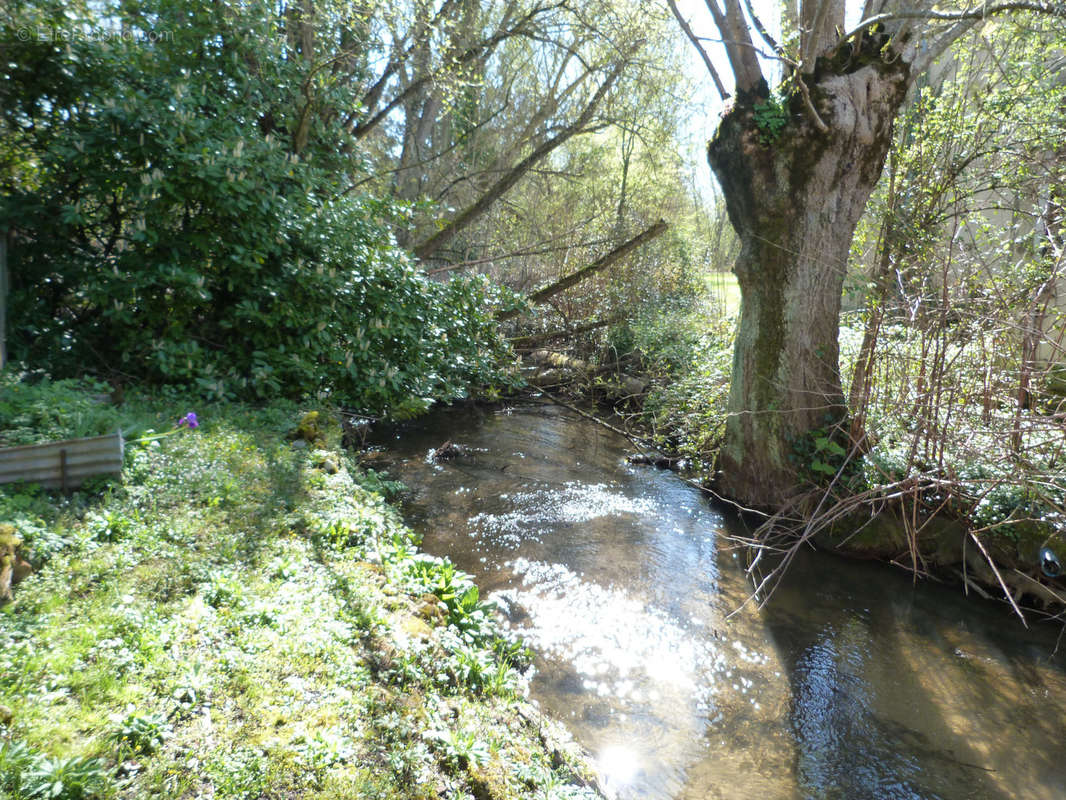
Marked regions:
[596,745,642,795]
[497,558,723,708]
[468,483,657,548]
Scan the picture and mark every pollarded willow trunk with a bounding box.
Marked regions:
[709,52,910,509]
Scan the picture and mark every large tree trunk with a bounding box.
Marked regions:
[709,55,909,508]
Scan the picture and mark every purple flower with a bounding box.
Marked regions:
[178,412,199,429]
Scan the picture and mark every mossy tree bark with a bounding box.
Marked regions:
[672,0,1066,510]
[708,53,910,508]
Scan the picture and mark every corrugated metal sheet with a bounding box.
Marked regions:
[0,431,124,489]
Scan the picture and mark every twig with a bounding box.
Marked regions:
[535,387,655,455]
[969,531,1028,628]
[952,568,994,600]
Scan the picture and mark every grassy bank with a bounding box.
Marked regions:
[0,377,602,800]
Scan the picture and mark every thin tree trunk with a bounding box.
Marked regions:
[848,158,899,449]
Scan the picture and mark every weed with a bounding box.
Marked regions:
[355,468,406,500]
[85,511,133,543]
[425,725,490,771]
[203,570,246,610]
[753,94,789,144]
[107,709,171,756]
[22,754,111,800]
[0,740,37,796]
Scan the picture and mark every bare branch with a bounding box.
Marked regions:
[909,19,979,76]
[793,73,830,132]
[414,51,636,261]
[696,34,792,63]
[844,1,1066,43]
[352,1,567,140]
[666,0,730,100]
[970,532,1029,628]
[496,219,669,320]
[740,0,785,57]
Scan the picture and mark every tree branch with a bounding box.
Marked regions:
[666,0,730,100]
[844,1,1066,43]
[496,219,668,320]
[351,1,568,140]
[701,0,765,94]
[909,18,979,76]
[414,51,635,261]
[740,0,785,57]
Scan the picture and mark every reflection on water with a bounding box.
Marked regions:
[373,404,1066,800]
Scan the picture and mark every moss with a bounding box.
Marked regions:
[289,409,341,448]
[0,524,21,553]
[816,512,910,558]
[466,756,512,800]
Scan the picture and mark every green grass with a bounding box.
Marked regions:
[0,383,602,800]
[704,270,741,317]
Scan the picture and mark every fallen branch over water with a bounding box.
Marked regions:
[497,220,668,322]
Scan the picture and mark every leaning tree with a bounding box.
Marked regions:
[667,0,1066,509]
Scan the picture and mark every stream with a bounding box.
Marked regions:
[371,403,1066,800]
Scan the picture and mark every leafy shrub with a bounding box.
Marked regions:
[633,306,735,469]
[1,0,513,412]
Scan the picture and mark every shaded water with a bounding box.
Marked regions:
[372,404,1066,800]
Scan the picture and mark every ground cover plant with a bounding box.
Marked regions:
[0,378,602,799]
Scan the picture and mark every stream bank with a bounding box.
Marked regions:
[517,342,1066,619]
[0,389,604,800]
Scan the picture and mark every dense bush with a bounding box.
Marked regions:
[0,0,513,411]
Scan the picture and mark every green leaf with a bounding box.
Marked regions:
[826,440,847,458]
[811,459,836,475]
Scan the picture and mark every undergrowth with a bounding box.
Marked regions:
[0,378,601,799]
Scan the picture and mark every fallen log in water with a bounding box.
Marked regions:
[626,453,686,471]
[525,350,647,399]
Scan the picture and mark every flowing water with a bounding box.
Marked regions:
[371,403,1066,800]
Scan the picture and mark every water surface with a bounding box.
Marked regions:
[373,404,1066,800]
